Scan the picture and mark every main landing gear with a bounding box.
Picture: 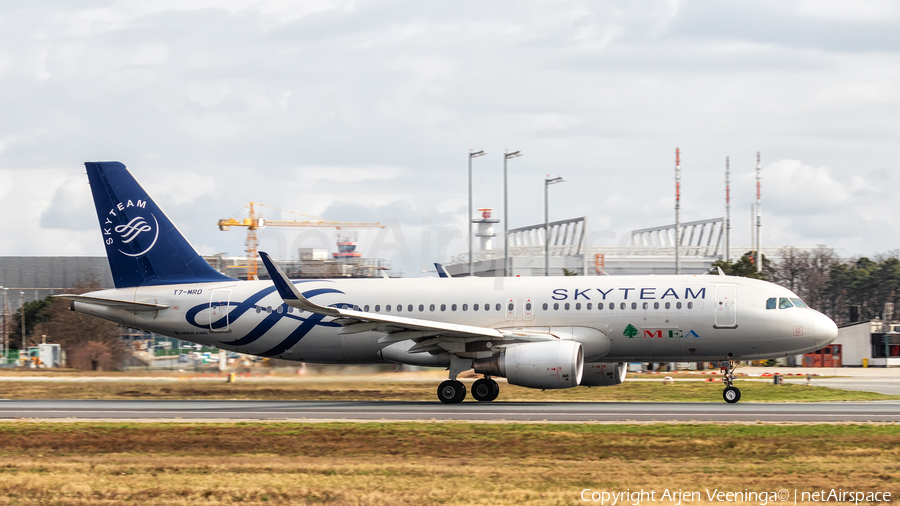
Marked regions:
[720,360,741,403]
[436,377,500,404]
[472,377,500,402]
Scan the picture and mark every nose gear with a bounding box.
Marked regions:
[720,360,741,403]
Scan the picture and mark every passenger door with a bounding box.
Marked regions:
[209,288,233,332]
[714,284,737,328]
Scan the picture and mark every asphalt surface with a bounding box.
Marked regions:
[2,399,899,422]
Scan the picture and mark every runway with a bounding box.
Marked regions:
[2,399,900,422]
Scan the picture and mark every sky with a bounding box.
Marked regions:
[1,0,899,276]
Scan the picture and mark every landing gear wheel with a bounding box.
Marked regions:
[723,386,741,403]
[472,378,500,402]
[437,380,466,404]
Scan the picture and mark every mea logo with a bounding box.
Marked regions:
[102,199,159,257]
[623,324,701,339]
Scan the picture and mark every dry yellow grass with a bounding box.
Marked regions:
[0,423,895,505]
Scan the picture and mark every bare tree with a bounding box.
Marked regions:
[42,282,126,370]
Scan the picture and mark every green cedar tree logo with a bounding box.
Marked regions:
[623,324,639,338]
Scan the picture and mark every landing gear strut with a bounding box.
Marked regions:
[720,360,741,403]
[472,377,500,402]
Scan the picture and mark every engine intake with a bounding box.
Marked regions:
[580,362,627,387]
[474,340,583,389]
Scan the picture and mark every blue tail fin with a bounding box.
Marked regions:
[85,161,235,288]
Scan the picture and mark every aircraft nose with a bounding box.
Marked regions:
[815,312,838,347]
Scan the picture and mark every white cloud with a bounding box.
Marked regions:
[1,1,900,263]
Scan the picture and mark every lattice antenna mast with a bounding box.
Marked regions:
[675,147,681,275]
[755,151,762,273]
[725,156,730,263]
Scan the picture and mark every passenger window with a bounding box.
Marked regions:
[687,302,693,309]
[565,303,571,310]
[779,298,794,309]
[441,304,446,311]
[276,306,283,314]
[418,304,424,312]
[288,307,293,313]
[766,298,777,310]
[495,303,501,311]
[554,303,560,310]
[474,304,479,311]
[462,304,468,311]
[620,303,626,310]
[610,303,614,310]
[397,305,402,312]
[429,304,435,311]
[543,303,549,310]
[364,305,369,312]
[653,302,659,310]
[508,302,514,311]
[598,302,604,310]
[665,302,671,309]
[676,302,682,309]
[386,305,392,312]
[408,304,413,312]
[631,302,637,310]
[586,303,592,310]
[525,302,532,310]
[484,303,490,311]
[575,303,581,310]
[642,302,648,310]
[375,305,381,312]
[267,306,272,313]
[790,298,808,308]
[256,307,261,313]
[452,304,457,311]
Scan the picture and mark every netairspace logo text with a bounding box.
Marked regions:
[580,488,893,505]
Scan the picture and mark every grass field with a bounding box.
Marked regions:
[0,422,896,505]
[0,377,896,402]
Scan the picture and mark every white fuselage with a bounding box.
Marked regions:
[75,274,837,366]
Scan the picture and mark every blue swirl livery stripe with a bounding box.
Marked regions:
[257,313,328,357]
[219,287,344,347]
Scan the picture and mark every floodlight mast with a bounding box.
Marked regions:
[468,150,486,277]
[502,150,522,277]
[544,176,565,276]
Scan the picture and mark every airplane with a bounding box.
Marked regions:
[60,161,838,404]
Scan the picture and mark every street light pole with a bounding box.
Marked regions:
[19,292,25,359]
[468,150,486,277]
[544,176,564,276]
[503,150,522,277]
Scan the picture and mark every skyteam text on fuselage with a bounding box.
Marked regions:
[61,162,838,404]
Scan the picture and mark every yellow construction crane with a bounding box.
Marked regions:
[218,202,384,279]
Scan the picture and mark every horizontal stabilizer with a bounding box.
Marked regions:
[54,294,169,312]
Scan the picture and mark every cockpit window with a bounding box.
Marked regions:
[778,297,794,309]
[790,298,808,308]
[766,298,776,310]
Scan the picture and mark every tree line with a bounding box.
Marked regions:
[712,248,900,325]
[9,282,126,370]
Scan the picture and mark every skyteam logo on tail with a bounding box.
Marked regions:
[102,199,159,257]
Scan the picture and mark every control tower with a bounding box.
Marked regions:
[474,208,499,251]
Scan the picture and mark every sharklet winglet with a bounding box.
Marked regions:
[258,251,340,316]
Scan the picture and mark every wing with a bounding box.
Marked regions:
[258,251,552,355]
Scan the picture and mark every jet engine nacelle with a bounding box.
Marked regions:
[474,340,583,389]
[580,362,628,387]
